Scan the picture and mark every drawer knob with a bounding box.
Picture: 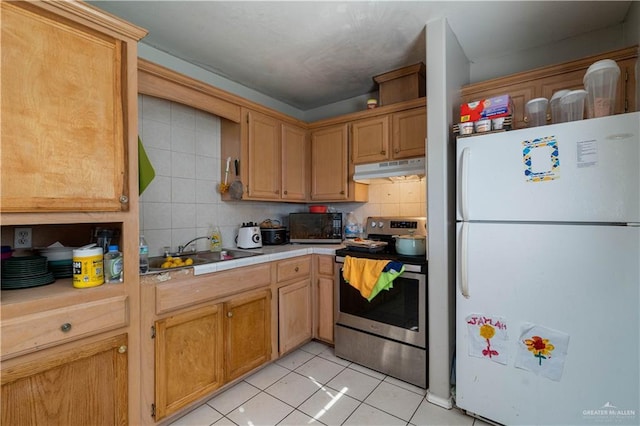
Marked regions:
[118,345,128,354]
[60,323,72,333]
[227,311,233,318]
[120,195,129,204]
[295,266,299,272]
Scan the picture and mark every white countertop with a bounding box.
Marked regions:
[145,243,344,277]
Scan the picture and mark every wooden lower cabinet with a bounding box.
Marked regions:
[154,304,224,421]
[224,289,272,382]
[1,333,128,425]
[153,289,271,421]
[315,255,335,344]
[278,280,312,354]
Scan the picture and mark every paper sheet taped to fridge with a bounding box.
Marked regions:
[466,314,509,365]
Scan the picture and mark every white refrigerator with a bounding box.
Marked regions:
[455,112,640,425]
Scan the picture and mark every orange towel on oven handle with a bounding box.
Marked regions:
[342,255,391,300]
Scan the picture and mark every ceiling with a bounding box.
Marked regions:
[90,1,632,110]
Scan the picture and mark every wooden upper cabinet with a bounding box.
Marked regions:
[245,109,281,200]
[236,108,308,201]
[351,107,426,164]
[460,46,638,130]
[0,1,145,212]
[281,123,309,201]
[392,107,426,159]
[352,115,390,164]
[310,124,350,200]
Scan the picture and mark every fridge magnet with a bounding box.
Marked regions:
[522,136,560,182]
[515,323,570,381]
[466,314,508,365]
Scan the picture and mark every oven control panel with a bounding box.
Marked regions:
[365,216,426,236]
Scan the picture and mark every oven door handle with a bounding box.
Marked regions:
[460,222,470,298]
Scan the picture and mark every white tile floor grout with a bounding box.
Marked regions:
[169,341,490,426]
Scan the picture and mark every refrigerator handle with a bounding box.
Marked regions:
[460,147,470,221]
[460,222,470,298]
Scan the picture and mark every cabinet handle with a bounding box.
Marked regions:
[340,190,345,195]
[546,113,552,122]
[380,150,386,155]
[118,345,128,354]
[227,311,233,318]
[283,190,288,195]
[294,266,299,272]
[60,323,72,333]
[523,116,529,123]
[275,189,280,194]
[119,195,128,204]
[394,148,399,154]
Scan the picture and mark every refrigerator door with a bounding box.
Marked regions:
[456,222,639,425]
[456,112,640,223]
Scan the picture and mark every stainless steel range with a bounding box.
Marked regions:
[334,216,428,388]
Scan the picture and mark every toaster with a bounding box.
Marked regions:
[236,223,262,249]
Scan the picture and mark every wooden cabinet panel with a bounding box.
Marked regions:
[224,290,271,382]
[276,256,312,283]
[1,295,128,359]
[314,255,335,344]
[310,124,350,200]
[278,280,312,354]
[352,115,390,164]
[154,305,224,421]
[0,2,131,212]
[246,110,281,199]
[1,334,128,425]
[461,83,536,130]
[392,107,426,159]
[281,123,308,201]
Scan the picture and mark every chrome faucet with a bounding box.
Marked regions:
[177,236,210,254]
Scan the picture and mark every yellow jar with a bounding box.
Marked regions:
[73,246,104,288]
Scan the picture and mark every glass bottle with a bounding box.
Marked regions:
[104,245,123,283]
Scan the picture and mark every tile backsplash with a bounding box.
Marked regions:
[138,95,426,256]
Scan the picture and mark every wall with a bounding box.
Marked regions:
[138,94,426,257]
[425,17,469,408]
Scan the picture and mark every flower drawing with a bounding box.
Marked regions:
[524,335,555,365]
[480,324,499,358]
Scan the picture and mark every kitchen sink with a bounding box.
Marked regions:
[147,249,262,272]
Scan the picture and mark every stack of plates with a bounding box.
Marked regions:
[1,255,55,290]
[48,259,73,278]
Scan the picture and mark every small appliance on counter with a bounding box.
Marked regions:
[259,219,287,245]
[289,212,342,243]
[236,222,262,249]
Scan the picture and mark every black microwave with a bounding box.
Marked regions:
[289,213,343,243]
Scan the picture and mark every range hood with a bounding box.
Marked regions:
[353,157,426,183]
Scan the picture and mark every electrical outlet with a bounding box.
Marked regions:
[14,227,32,248]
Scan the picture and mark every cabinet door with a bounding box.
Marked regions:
[1,2,127,212]
[281,123,308,201]
[246,110,281,199]
[1,334,128,425]
[224,290,271,382]
[391,107,426,159]
[316,275,334,344]
[310,124,349,200]
[154,304,224,421]
[279,280,312,354]
[617,57,637,114]
[351,115,390,164]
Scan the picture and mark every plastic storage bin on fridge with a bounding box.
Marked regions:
[583,59,620,118]
[550,89,570,123]
[559,89,588,122]
[525,97,548,127]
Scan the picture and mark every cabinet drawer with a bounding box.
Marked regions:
[1,295,128,359]
[316,255,334,276]
[276,256,311,283]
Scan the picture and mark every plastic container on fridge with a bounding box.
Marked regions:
[525,98,548,127]
[559,89,588,122]
[550,89,571,123]
[583,59,620,118]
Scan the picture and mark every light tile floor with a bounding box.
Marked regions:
[169,341,490,426]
